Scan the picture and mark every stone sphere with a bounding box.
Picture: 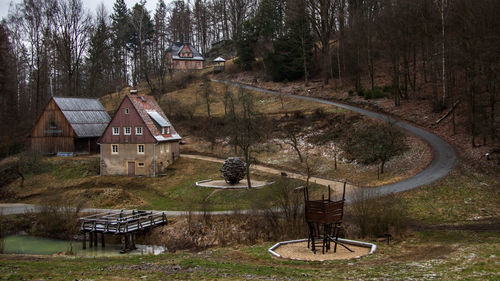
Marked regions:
[220,157,247,184]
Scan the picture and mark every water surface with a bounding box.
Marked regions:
[2,235,165,257]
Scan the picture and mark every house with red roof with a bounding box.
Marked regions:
[99,95,181,176]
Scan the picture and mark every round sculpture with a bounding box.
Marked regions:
[220,157,247,184]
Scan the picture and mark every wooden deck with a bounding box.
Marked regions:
[80,210,167,234]
[79,210,168,253]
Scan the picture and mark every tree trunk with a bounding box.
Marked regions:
[244,148,252,189]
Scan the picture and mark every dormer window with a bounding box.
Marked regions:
[161,126,170,135]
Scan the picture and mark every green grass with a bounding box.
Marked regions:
[1,229,499,280]
[5,156,326,211]
[402,164,500,224]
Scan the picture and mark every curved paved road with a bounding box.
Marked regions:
[212,79,457,196]
[0,81,457,215]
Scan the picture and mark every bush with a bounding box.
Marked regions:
[363,90,373,99]
[345,189,409,238]
[312,108,327,120]
[249,178,307,240]
[27,196,83,240]
[293,110,305,119]
[356,87,365,97]
[348,90,354,96]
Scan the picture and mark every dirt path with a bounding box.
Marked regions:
[212,79,458,197]
[182,154,356,197]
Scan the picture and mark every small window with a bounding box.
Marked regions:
[111,144,119,154]
[125,108,129,114]
[49,121,56,129]
[135,127,143,135]
[161,127,170,134]
[124,127,131,135]
[137,162,145,167]
[137,144,145,154]
[196,62,200,67]
[112,127,119,135]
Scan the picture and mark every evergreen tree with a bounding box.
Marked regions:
[111,0,130,86]
[264,0,313,82]
[86,6,113,97]
[235,20,257,70]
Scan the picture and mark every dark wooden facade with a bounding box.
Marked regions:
[31,99,76,154]
[30,97,110,155]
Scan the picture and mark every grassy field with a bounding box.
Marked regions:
[1,162,498,280]
[2,156,324,211]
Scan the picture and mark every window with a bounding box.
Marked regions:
[137,162,145,167]
[112,127,119,135]
[125,108,129,114]
[135,127,143,135]
[137,144,145,154]
[111,144,119,154]
[124,127,131,135]
[161,126,170,134]
[196,62,200,67]
[49,121,56,129]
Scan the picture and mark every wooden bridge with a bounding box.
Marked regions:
[79,210,168,253]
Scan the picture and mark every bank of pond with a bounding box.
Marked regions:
[2,235,165,257]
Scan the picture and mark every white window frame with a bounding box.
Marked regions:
[124,127,131,135]
[137,144,145,154]
[125,108,129,114]
[135,126,143,135]
[112,127,119,135]
[111,144,119,155]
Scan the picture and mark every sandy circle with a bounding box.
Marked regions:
[195,179,272,189]
[274,241,370,261]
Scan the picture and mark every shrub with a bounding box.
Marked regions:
[345,189,409,238]
[312,108,327,120]
[293,110,305,119]
[28,196,83,240]
[372,87,385,99]
[363,90,373,99]
[356,87,365,97]
[348,90,354,96]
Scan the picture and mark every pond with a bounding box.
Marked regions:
[2,235,165,257]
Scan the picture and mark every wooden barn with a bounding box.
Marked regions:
[30,97,111,155]
[99,94,181,177]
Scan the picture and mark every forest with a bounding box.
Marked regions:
[0,0,498,157]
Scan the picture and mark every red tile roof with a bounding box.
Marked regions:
[128,95,181,142]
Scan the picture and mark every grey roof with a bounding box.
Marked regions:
[53,97,111,138]
[54,97,106,111]
[214,56,226,62]
[168,42,204,61]
[147,111,171,127]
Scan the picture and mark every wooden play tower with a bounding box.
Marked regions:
[300,183,353,254]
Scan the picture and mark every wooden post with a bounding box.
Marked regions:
[89,231,93,248]
[82,232,86,249]
[94,232,98,247]
[101,233,105,248]
[132,233,136,249]
[121,235,126,253]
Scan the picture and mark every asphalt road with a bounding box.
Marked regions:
[212,79,458,196]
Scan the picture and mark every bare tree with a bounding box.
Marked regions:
[225,88,266,188]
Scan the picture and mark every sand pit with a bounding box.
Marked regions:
[195,179,272,189]
[269,239,375,261]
